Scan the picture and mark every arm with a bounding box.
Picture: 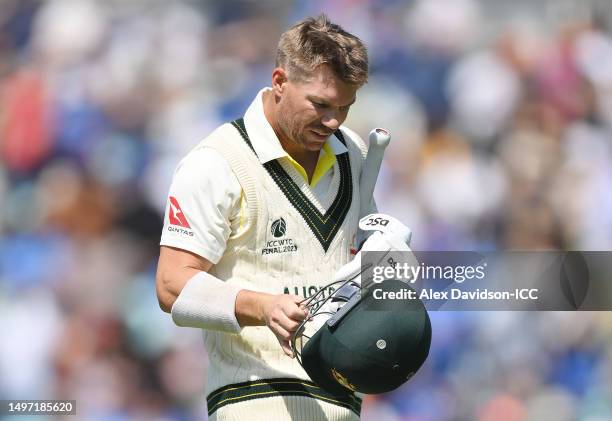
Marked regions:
[156,245,307,356]
[156,245,212,313]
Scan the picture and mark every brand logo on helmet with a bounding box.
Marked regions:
[331,368,357,392]
[271,218,287,238]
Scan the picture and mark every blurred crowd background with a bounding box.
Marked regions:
[1,0,612,420]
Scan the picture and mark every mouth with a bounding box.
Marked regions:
[310,129,333,141]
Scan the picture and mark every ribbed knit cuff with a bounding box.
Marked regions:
[171,271,243,333]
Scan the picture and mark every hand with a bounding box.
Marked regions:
[261,294,308,357]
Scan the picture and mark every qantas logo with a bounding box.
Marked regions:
[168,196,191,228]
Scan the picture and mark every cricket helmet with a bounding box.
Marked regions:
[292,277,431,395]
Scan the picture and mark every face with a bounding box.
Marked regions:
[272,64,359,153]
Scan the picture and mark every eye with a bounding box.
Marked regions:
[312,100,328,109]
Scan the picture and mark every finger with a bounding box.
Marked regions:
[271,308,302,328]
[276,313,302,332]
[272,325,295,357]
[272,323,293,343]
[283,303,308,321]
[280,340,294,358]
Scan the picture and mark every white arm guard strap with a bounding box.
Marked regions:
[171,271,243,333]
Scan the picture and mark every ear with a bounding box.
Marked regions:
[271,67,288,95]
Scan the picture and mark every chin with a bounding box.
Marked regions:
[305,144,325,152]
[305,139,327,151]
[306,133,330,148]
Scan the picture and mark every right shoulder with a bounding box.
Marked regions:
[191,122,240,151]
[176,122,241,171]
[174,147,228,178]
[172,123,243,186]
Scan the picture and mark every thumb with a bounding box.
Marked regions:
[287,294,304,304]
[289,295,308,311]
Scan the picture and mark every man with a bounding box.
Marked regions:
[156,14,373,420]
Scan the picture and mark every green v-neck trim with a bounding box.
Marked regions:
[231,118,353,252]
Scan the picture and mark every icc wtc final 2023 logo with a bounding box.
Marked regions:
[271,217,287,238]
[262,217,297,255]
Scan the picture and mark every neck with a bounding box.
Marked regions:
[262,90,284,145]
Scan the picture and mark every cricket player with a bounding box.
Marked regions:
[156,14,374,421]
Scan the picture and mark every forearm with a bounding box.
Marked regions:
[160,261,277,331]
[157,266,201,312]
[235,290,274,327]
[170,271,243,332]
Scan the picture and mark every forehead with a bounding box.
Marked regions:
[296,65,358,103]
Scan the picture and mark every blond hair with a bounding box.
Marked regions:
[276,14,368,86]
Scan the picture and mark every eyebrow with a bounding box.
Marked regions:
[309,95,356,107]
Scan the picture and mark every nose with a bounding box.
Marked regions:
[321,110,341,131]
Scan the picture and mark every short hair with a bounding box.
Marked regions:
[275,14,368,86]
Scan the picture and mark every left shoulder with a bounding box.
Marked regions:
[336,126,368,159]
